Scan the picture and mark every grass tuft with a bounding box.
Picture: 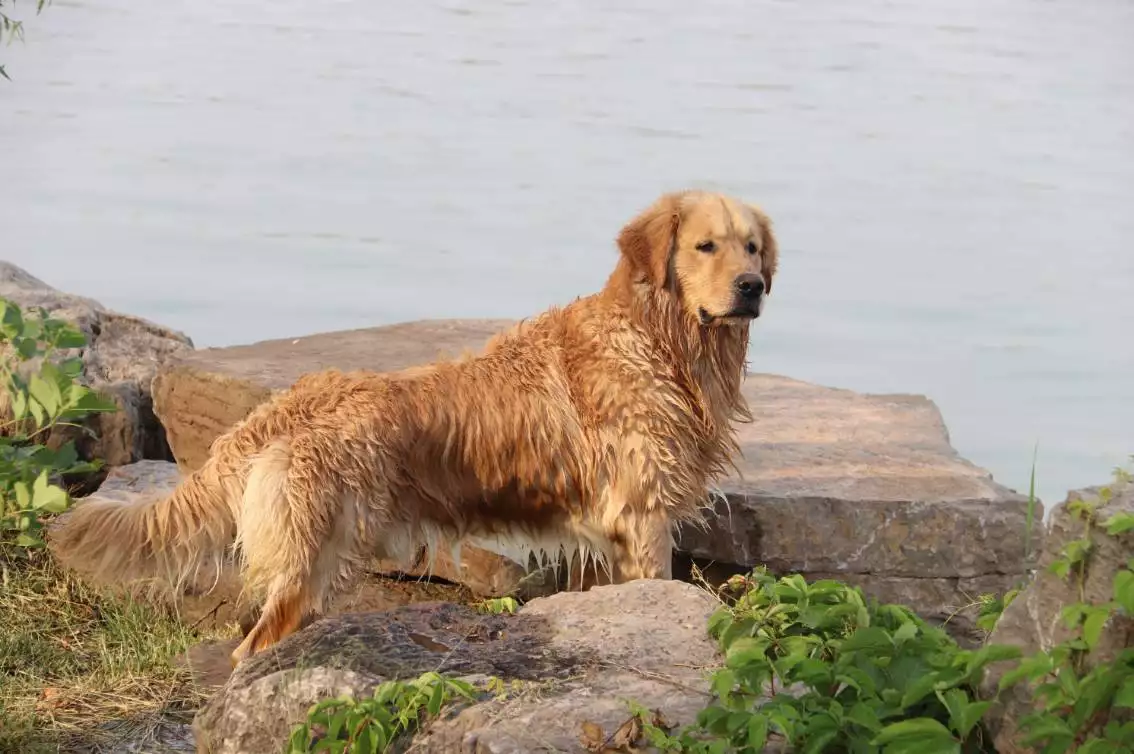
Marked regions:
[0,550,238,753]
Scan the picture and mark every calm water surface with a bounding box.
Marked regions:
[3,0,1133,507]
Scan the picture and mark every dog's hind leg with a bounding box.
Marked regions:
[227,439,365,666]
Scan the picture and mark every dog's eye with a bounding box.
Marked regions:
[746,240,759,255]
[696,240,716,253]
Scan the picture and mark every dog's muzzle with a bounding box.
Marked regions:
[714,273,765,321]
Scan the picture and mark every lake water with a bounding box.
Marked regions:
[3,0,1132,509]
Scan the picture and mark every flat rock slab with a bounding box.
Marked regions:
[0,261,193,467]
[685,372,1034,578]
[151,319,1035,624]
[193,580,723,754]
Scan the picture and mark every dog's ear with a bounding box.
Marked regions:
[616,193,683,288]
[747,203,779,296]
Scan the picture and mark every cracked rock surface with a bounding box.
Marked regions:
[193,579,724,754]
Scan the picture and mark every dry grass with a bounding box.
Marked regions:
[0,550,239,753]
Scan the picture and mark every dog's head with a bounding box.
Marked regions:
[616,191,779,326]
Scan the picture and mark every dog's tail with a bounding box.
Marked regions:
[49,455,244,596]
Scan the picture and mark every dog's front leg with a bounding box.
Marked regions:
[607,507,673,582]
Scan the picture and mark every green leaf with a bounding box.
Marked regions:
[935,688,968,737]
[707,607,733,638]
[893,621,918,644]
[1018,715,1074,747]
[840,626,894,653]
[58,356,85,379]
[16,532,43,548]
[373,682,398,706]
[67,386,119,414]
[964,643,1023,678]
[52,328,87,350]
[999,653,1054,690]
[28,373,62,419]
[1049,558,1072,580]
[801,729,840,754]
[324,709,349,741]
[16,337,39,359]
[14,481,31,511]
[369,722,388,753]
[956,701,992,739]
[846,702,882,732]
[871,717,959,752]
[426,680,444,716]
[745,714,767,749]
[1105,512,1134,536]
[1074,742,1117,754]
[286,724,311,753]
[357,725,379,754]
[1114,570,1134,615]
[27,393,47,427]
[1081,606,1111,650]
[10,388,28,422]
[725,710,749,735]
[724,636,770,670]
[900,672,944,709]
[30,470,65,511]
[710,668,735,700]
[31,482,69,514]
[44,441,79,473]
[1115,676,1134,709]
[1064,538,1093,566]
[0,300,24,339]
[1104,719,1134,744]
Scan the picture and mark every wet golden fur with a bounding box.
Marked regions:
[48,190,780,665]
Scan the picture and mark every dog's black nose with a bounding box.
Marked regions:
[735,274,765,300]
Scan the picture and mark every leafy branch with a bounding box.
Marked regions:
[0,0,50,80]
[0,298,118,549]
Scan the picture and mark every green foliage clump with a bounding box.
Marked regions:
[992,462,1134,753]
[286,671,479,754]
[0,298,118,548]
[636,568,1012,753]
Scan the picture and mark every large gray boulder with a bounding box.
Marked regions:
[0,262,193,468]
[151,320,1035,626]
[981,477,1134,752]
[192,579,723,754]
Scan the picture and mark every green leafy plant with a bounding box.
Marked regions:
[971,450,1043,638]
[286,671,480,754]
[636,568,1017,753]
[0,298,117,548]
[975,587,1021,635]
[995,460,1134,753]
[473,596,519,615]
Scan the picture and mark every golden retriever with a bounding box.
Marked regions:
[49,189,780,665]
